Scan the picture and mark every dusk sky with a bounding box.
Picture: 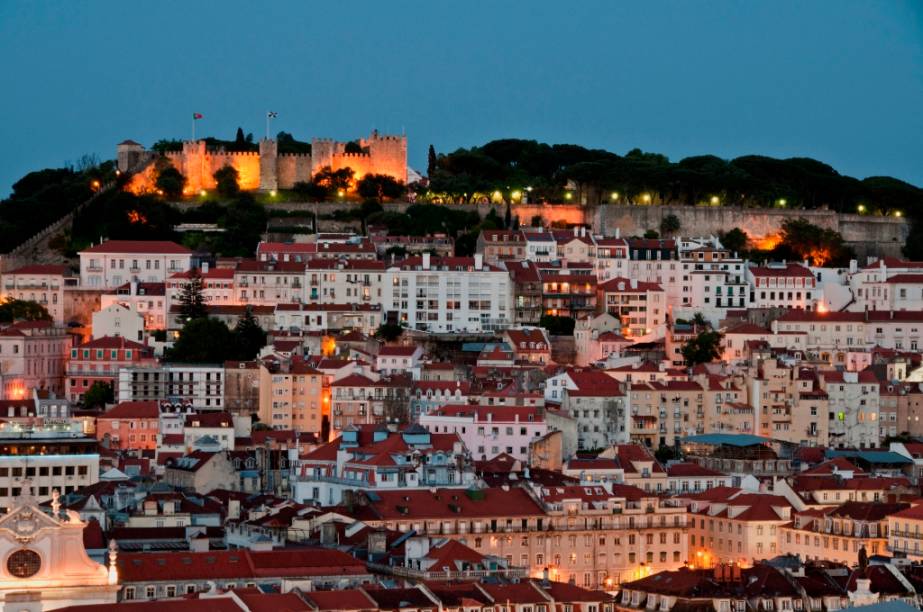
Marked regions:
[1,1,921,196]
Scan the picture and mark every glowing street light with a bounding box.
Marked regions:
[90,180,101,191]
[610,191,619,201]
[895,210,903,218]
[337,189,345,198]
[777,198,787,207]
[511,190,522,201]
[857,204,866,214]
[710,196,720,205]
[564,192,573,201]
[269,189,277,197]
[200,189,207,197]
[641,193,651,204]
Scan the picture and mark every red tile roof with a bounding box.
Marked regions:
[81,240,191,254]
[99,401,158,419]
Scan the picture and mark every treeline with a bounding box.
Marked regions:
[152,128,312,155]
[0,160,117,253]
[429,139,923,215]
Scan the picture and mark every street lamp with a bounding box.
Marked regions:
[857,204,866,214]
[710,196,720,206]
[564,192,573,201]
[610,192,619,202]
[895,210,903,218]
[269,189,277,198]
[641,193,651,204]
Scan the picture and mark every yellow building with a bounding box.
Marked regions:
[258,360,330,437]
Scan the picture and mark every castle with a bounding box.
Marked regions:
[118,130,408,193]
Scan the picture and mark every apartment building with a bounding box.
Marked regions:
[382,254,512,333]
[117,364,225,410]
[0,264,72,323]
[79,240,193,289]
[257,359,329,435]
[819,369,880,448]
[597,277,665,340]
[747,263,817,310]
[0,320,72,400]
[66,335,157,402]
[420,404,547,462]
[303,258,385,305]
[329,373,410,433]
[96,400,160,451]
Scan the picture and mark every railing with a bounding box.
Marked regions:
[368,562,528,581]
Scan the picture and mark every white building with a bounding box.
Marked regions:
[382,254,512,333]
[419,404,548,462]
[91,303,145,341]
[274,303,383,336]
[304,259,386,305]
[79,240,193,289]
[117,364,225,410]
[747,262,817,310]
[820,369,880,449]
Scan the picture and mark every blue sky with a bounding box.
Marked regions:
[1,1,922,195]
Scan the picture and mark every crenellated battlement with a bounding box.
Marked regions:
[120,128,407,191]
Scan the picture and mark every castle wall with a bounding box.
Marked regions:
[276,154,312,189]
[167,143,260,192]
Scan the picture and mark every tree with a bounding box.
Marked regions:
[691,312,708,327]
[504,201,512,229]
[719,227,748,253]
[776,217,853,266]
[312,166,354,198]
[539,314,575,336]
[681,330,724,366]
[659,214,681,236]
[293,180,327,202]
[0,298,52,323]
[233,306,267,360]
[166,317,234,363]
[214,165,240,198]
[344,141,363,154]
[219,195,268,256]
[530,215,543,228]
[178,269,208,323]
[82,381,113,409]
[643,229,659,239]
[155,164,186,199]
[375,323,404,342]
[427,144,438,177]
[356,174,405,203]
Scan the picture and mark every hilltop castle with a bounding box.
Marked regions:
[118,130,408,193]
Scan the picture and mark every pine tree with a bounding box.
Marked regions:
[233,306,267,360]
[427,144,438,177]
[179,269,208,323]
[504,201,512,229]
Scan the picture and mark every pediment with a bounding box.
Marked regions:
[0,506,63,544]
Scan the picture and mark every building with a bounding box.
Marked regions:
[66,336,156,403]
[375,344,424,375]
[747,263,817,310]
[329,373,410,433]
[91,303,145,341]
[0,420,100,509]
[0,264,72,324]
[561,370,629,451]
[99,281,167,330]
[117,364,225,410]
[382,254,512,333]
[257,359,329,436]
[597,277,666,340]
[294,425,475,505]
[420,404,548,462]
[122,131,407,193]
[0,320,72,400]
[95,400,160,451]
[79,240,193,289]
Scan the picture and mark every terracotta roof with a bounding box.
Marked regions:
[7,264,70,275]
[81,240,191,254]
[749,263,813,277]
[99,401,159,419]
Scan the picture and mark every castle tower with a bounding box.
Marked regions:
[182,140,207,193]
[367,131,408,183]
[311,138,335,176]
[259,138,278,191]
[116,140,145,172]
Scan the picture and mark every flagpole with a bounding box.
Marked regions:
[266,112,270,140]
[192,115,195,142]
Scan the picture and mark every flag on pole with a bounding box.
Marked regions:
[193,113,204,120]
[267,111,278,118]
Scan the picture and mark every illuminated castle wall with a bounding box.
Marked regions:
[119,130,408,194]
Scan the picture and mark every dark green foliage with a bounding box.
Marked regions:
[682,330,724,366]
[166,317,234,363]
[356,174,405,203]
[429,139,923,216]
[178,269,208,323]
[719,227,748,253]
[344,141,364,154]
[539,315,575,336]
[643,229,659,239]
[375,323,404,342]
[277,132,312,155]
[654,445,679,463]
[155,164,186,199]
[233,307,267,360]
[427,144,438,177]
[218,195,268,257]
[214,165,240,198]
[152,139,183,154]
[773,217,854,266]
[659,214,681,236]
[530,215,543,227]
[71,191,181,251]
[312,166,354,198]
[0,298,52,323]
[82,381,114,409]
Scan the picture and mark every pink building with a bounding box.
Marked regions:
[0,320,72,399]
[419,403,547,462]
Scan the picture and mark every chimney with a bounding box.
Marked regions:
[320,522,338,546]
[615,227,620,239]
[202,262,209,274]
[189,535,209,552]
[474,253,483,270]
[422,252,431,270]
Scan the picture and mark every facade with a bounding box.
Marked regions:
[66,336,156,402]
[420,404,548,462]
[95,400,160,451]
[382,254,512,333]
[257,360,330,435]
[0,320,72,400]
[117,364,225,410]
[0,264,71,324]
[781,501,905,564]
[79,240,193,289]
[747,263,817,310]
[597,277,665,340]
[122,131,407,193]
